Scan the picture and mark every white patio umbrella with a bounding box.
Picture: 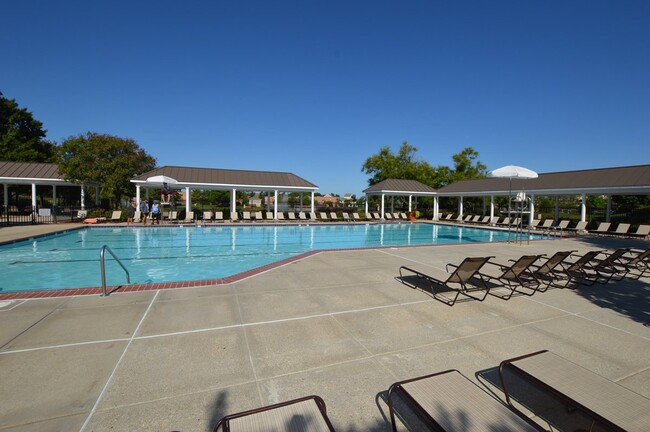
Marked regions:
[489,165,538,242]
[145,175,178,186]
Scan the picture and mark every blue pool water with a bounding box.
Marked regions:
[0,223,541,293]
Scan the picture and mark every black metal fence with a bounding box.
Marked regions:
[0,206,87,227]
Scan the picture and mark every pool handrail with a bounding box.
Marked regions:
[100,245,131,296]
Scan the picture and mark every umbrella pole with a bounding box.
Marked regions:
[507,178,512,242]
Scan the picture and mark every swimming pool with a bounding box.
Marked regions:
[0,223,542,293]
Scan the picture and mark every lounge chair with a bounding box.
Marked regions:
[499,350,650,432]
[529,219,541,229]
[277,212,286,222]
[212,395,336,432]
[203,211,213,223]
[628,224,650,239]
[298,211,307,221]
[497,217,511,227]
[399,212,408,220]
[470,215,481,223]
[477,215,490,224]
[373,212,381,220]
[565,220,588,234]
[342,212,350,222]
[388,369,538,432]
[555,220,570,230]
[214,211,224,223]
[480,255,546,300]
[133,210,141,223]
[110,210,122,222]
[614,248,650,279]
[562,249,632,286]
[265,211,274,221]
[230,212,239,222]
[319,212,329,221]
[242,211,252,222]
[253,211,263,221]
[609,223,630,237]
[530,250,578,289]
[352,212,361,221]
[536,219,554,230]
[591,222,611,235]
[309,212,319,221]
[399,256,494,306]
[462,214,473,223]
[181,211,195,224]
[168,211,178,223]
[287,212,296,221]
[329,212,339,221]
[489,216,500,225]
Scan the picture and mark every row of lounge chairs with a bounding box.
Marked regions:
[154,211,413,224]
[399,247,650,306]
[212,349,650,431]
[439,213,650,238]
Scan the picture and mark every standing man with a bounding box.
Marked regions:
[139,199,149,226]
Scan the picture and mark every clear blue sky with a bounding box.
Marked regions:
[3,1,649,196]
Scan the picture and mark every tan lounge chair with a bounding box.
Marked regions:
[213,395,336,432]
[329,212,339,221]
[480,254,546,300]
[610,223,630,236]
[287,212,296,221]
[298,212,307,221]
[319,212,329,221]
[230,212,239,222]
[399,256,494,306]
[110,210,122,222]
[214,211,224,223]
[202,211,213,223]
[591,222,611,235]
[499,350,650,432]
[388,369,538,432]
[629,224,650,239]
[265,211,274,221]
[253,211,263,221]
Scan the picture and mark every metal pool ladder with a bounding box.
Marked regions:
[100,245,130,296]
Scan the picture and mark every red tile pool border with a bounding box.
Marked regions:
[0,249,323,300]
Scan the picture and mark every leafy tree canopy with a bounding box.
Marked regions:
[57,132,156,207]
[362,141,486,189]
[0,91,57,162]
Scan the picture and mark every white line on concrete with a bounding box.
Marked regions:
[78,290,160,432]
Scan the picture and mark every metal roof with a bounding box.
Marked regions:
[437,164,650,196]
[132,166,318,192]
[0,161,78,186]
[364,179,437,196]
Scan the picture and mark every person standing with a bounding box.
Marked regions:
[151,200,161,225]
[140,199,149,226]
[127,198,137,225]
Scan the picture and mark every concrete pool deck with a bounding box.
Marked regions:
[0,223,649,431]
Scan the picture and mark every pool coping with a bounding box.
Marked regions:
[0,222,559,300]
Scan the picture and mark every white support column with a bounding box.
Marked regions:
[459,196,464,217]
[365,195,369,214]
[231,189,237,218]
[274,190,278,219]
[529,194,535,226]
[605,195,611,222]
[490,195,495,220]
[310,191,315,213]
[433,196,439,220]
[380,194,385,219]
[31,183,37,211]
[580,194,587,222]
[80,185,86,210]
[185,187,191,214]
[136,185,141,206]
[408,195,412,212]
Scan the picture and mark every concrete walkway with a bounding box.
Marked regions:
[0,225,649,431]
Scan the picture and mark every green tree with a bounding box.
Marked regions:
[450,147,488,183]
[362,141,438,186]
[57,132,156,207]
[0,91,56,162]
